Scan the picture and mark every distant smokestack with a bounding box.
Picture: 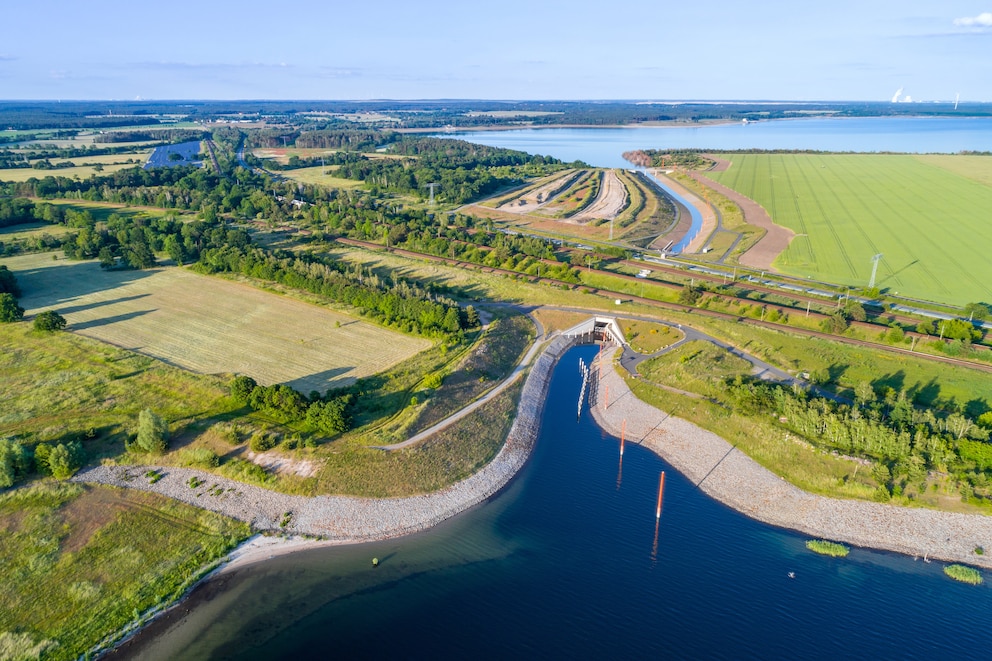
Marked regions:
[891,87,903,103]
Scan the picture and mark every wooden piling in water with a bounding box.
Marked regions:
[656,471,666,519]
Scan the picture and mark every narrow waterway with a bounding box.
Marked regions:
[122,345,992,660]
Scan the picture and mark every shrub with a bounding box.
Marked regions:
[133,409,169,454]
[32,442,53,476]
[33,310,67,331]
[229,375,258,404]
[221,458,273,485]
[249,433,277,453]
[48,441,85,480]
[177,447,220,468]
[0,293,24,323]
[0,439,31,488]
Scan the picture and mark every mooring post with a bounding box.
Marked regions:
[656,471,666,519]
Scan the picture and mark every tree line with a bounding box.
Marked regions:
[727,376,992,500]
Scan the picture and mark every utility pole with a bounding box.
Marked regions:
[869,253,883,289]
[424,182,439,206]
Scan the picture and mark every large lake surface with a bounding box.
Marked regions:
[127,119,992,659]
[127,346,992,660]
[443,116,992,167]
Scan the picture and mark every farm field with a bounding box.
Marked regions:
[1,252,430,394]
[279,165,365,188]
[709,153,992,305]
[0,221,72,241]
[0,156,147,182]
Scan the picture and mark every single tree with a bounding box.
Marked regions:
[33,310,66,331]
[47,441,84,480]
[134,409,169,454]
[0,293,24,323]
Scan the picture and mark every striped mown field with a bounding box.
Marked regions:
[710,153,992,306]
[1,252,430,394]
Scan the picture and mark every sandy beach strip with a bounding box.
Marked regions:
[590,347,992,569]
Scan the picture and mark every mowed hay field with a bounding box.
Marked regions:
[709,154,992,305]
[2,253,430,393]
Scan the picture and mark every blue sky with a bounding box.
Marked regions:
[1,1,990,101]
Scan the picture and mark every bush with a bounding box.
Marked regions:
[32,442,53,476]
[133,409,169,454]
[0,293,24,323]
[47,441,85,480]
[229,375,258,404]
[33,310,67,331]
[249,433,277,452]
[177,447,220,468]
[221,458,273,485]
[0,439,31,488]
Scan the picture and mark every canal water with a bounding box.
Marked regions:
[124,345,992,660]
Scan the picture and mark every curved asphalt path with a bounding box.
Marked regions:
[377,303,802,451]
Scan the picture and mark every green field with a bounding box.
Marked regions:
[710,154,992,305]
[0,482,248,660]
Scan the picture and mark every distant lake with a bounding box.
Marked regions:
[442,116,992,167]
[124,346,992,660]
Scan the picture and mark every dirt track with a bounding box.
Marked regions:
[497,170,578,214]
[689,166,794,270]
[573,169,628,222]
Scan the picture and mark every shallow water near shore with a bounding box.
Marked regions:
[122,345,992,660]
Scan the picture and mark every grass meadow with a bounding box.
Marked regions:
[710,154,992,305]
[2,252,430,394]
[0,482,249,660]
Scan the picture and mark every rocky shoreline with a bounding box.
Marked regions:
[73,335,576,544]
[590,347,992,569]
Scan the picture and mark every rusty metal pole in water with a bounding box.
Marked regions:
[656,471,666,519]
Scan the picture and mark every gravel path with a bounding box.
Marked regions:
[590,347,992,568]
[72,336,577,543]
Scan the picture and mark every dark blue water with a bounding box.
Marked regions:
[442,117,992,167]
[129,345,992,660]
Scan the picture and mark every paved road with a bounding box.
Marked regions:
[375,306,547,451]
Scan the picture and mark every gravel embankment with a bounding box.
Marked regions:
[73,335,576,543]
[590,347,992,568]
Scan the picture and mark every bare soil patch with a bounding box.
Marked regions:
[573,170,628,222]
[703,154,732,172]
[687,172,794,270]
[497,170,579,214]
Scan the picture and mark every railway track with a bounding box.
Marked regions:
[333,237,992,374]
